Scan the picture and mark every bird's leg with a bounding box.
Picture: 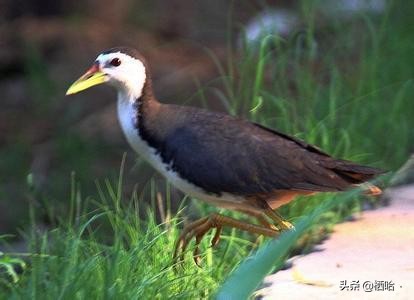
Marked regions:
[174,217,208,264]
[173,213,279,266]
[255,214,278,230]
[264,208,295,230]
[238,209,280,231]
[237,208,279,231]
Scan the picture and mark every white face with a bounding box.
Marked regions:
[96,52,146,99]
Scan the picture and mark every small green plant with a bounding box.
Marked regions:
[0,249,26,284]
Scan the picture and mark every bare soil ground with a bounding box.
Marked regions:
[260,185,414,300]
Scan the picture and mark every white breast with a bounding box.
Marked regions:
[117,95,155,164]
[116,94,258,213]
[117,94,202,193]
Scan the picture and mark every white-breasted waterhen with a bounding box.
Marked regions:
[66,47,384,265]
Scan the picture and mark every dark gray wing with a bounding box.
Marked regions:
[142,105,383,197]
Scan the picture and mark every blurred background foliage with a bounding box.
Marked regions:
[0,0,263,233]
[0,0,413,297]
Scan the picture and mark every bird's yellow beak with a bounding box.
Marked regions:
[66,64,107,95]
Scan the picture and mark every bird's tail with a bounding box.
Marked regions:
[360,182,383,196]
[330,160,385,195]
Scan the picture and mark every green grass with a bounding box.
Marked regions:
[1,160,255,299]
[1,1,414,299]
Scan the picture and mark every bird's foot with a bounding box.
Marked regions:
[265,208,295,231]
[173,213,279,267]
[280,220,295,230]
[173,215,220,267]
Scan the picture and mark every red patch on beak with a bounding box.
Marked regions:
[85,63,100,77]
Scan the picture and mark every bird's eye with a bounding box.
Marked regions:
[110,58,121,67]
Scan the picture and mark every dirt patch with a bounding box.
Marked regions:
[260,185,414,299]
